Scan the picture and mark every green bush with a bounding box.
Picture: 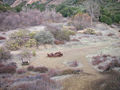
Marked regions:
[6,30,36,50]
[27,2,46,12]
[32,50,36,56]
[100,15,112,25]
[113,14,120,23]
[0,4,12,12]
[84,28,96,35]
[25,39,37,48]
[10,30,29,39]
[56,4,80,17]
[101,8,111,17]
[29,32,37,39]
[6,30,30,50]
[99,1,120,24]
[34,30,54,44]
[14,1,26,12]
[6,39,20,50]
[54,30,72,41]
[0,47,11,61]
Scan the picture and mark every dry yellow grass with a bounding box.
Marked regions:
[18,40,119,90]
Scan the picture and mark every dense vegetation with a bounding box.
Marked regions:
[0,0,120,25]
[56,0,120,24]
[99,0,120,24]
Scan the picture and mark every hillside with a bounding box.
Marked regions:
[11,0,65,7]
[0,0,120,90]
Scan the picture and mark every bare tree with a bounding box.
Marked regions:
[83,0,100,25]
[71,13,91,30]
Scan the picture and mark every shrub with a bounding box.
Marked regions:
[56,4,80,17]
[17,69,26,74]
[25,39,37,48]
[107,33,115,36]
[9,75,60,90]
[54,40,65,45]
[19,50,32,61]
[60,69,81,75]
[29,32,37,39]
[113,14,120,23]
[27,66,34,71]
[92,55,120,72]
[84,28,96,35]
[6,39,20,50]
[27,2,46,12]
[99,1,120,24]
[68,61,79,67]
[33,67,48,73]
[0,10,64,31]
[6,30,30,50]
[0,4,12,12]
[100,15,112,25]
[57,30,70,41]
[51,30,72,41]
[63,30,76,35]
[91,71,120,90]
[47,69,61,77]
[0,63,5,67]
[6,30,38,50]
[14,1,26,12]
[0,64,16,74]
[10,30,30,40]
[71,13,91,30]
[47,25,72,41]
[0,47,11,61]
[32,50,36,56]
[34,30,54,44]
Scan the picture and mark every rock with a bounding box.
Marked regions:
[71,39,79,42]
[107,33,115,36]
[54,40,64,45]
[0,36,6,40]
[22,61,29,65]
[47,52,63,57]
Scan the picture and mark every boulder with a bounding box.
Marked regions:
[0,36,6,40]
[54,40,64,45]
[47,52,63,57]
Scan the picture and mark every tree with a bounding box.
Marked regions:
[83,0,100,25]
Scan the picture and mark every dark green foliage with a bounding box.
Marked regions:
[56,4,81,17]
[100,15,112,25]
[113,14,120,23]
[99,0,120,24]
[64,0,85,5]
[27,2,46,11]
[55,0,85,17]
[14,1,26,12]
[0,4,11,12]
